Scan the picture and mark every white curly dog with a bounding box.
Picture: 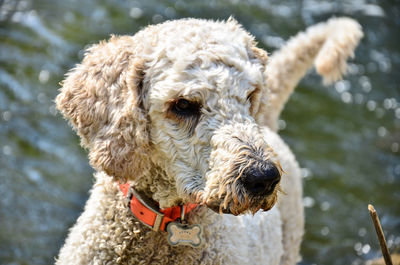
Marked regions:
[55,17,362,265]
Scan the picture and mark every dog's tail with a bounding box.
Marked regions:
[258,17,363,130]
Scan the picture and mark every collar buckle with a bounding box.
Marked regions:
[127,187,164,231]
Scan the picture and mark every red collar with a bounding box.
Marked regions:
[119,183,198,232]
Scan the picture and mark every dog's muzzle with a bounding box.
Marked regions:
[203,121,282,214]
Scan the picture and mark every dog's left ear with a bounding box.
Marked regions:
[249,45,269,123]
[56,36,151,181]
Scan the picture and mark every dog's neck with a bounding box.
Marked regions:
[129,163,183,209]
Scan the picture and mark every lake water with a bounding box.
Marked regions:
[0,0,399,264]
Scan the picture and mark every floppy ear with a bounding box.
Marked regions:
[249,45,269,124]
[56,36,151,181]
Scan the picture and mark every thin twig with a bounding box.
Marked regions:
[368,204,393,265]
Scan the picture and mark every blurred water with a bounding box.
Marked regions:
[0,0,399,264]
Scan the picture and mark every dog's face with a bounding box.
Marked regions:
[147,51,282,215]
[56,18,281,215]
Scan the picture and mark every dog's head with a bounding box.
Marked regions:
[56,18,282,215]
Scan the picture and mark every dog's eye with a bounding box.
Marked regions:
[175,99,190,112]
[246,87,261,104]
[246,87,261,114]
[247,90,256,103]
[172,98,201,117]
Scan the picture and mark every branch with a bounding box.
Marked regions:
[368,204,393,265]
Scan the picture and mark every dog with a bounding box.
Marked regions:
[55,17,362,265]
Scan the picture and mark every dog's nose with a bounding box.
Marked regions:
[240,162,281,196]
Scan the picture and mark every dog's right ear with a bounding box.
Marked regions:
[56,36,151,181]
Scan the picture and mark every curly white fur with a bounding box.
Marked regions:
[55,17,362,265]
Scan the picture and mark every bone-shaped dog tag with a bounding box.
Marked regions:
[167,222,203,247]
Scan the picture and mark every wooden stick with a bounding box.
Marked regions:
[368,204,393,265]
